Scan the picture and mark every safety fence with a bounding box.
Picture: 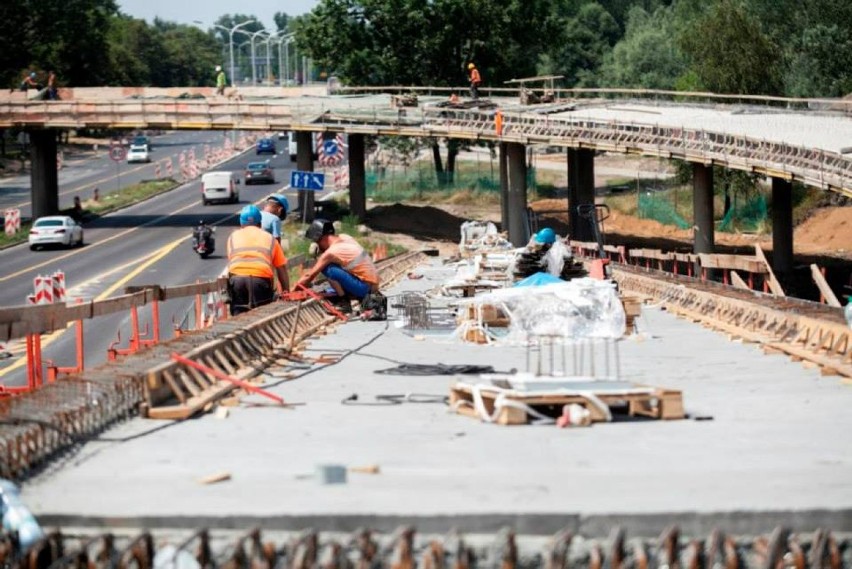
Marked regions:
[0,252,426,480]
[4,524,848,569]
[0,93,849,197]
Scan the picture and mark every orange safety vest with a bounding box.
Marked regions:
[326,235,380,285]
[470,68,481,85]
[227,226,277,279]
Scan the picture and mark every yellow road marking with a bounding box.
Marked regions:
[0,238,186,379]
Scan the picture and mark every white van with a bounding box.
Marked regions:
[201,171,240,205]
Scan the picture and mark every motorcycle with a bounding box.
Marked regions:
[192,224,215,258]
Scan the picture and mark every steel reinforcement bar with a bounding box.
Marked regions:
[0,251,426,480]
[9,525,850,569]
[613,266,852,378]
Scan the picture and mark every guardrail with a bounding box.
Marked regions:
[2,94,848,196]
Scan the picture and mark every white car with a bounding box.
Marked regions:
[28,215,84,250]
[126,145,150,163]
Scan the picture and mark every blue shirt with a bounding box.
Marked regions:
[260,210,281,239]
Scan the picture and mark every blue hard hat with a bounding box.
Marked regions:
[267,194,288,212]
[534,227,557,245]
[239,204,262,226]
[29,72,36,79]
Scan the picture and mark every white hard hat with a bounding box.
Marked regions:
[215,65,222,72]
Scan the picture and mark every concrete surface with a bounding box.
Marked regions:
[23,260,852,535]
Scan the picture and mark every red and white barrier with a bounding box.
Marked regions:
[166,158,174,177]
[154,162,162,178]
[26,294,36,305]
[52,271,66,303]
[33,275,54,304]
[4,208,21,236]
[57,150,64,171]
[333,167,349,189]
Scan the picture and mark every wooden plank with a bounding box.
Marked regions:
[730,271,750,290]
[754,245,786,297]
[810,264,842,307]
[698,253,766,273]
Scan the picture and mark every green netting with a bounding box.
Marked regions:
[638,192,691,229]
[365,165,536,201]
[718,193,767,233]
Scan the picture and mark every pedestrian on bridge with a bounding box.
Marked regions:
[468,63,482,100]
[297,219,386,319]
[226,205,289,316]
[215,65,227,96]
[19,72,40,92]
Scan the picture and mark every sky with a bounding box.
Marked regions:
[117,0,319,31]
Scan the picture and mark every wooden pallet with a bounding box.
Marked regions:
[449,380,684,425]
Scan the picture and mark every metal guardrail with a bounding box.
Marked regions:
[0,92,850,196]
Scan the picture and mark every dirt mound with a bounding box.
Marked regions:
[794,206,852,256]
[365,203,465,241]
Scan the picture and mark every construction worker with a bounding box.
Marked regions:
[226,204,289,315]
[215,65,226,96]
[297,219,386,318]
[467,63,481,100]
[261,195,288,243]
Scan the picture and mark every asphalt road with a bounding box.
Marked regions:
[0,133,300,387]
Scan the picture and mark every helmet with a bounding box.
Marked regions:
[239,204,262,226]
[215,65,222,72]
[534,227,557,245]
[29,72,36,79]
[467,63,475,70]
[305,218,335,242]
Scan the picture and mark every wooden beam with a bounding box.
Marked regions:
[730,271,750,290]
[754,245,786,297]
[810,264,841,307]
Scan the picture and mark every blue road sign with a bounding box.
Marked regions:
[323,140,338,157]
[290,170,325,191]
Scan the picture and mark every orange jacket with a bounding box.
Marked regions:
[469,68,481,85]
[227,226,287,279]
[318,234,380,285]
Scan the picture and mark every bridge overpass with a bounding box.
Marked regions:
[2,86,851,275]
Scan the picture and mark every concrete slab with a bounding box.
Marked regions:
[23,261,852,535]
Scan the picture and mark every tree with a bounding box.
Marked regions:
[678,0,782,95]
[274,12,292,33]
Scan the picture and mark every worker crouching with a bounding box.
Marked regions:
[227,205,290,316]
[297,219,387,320]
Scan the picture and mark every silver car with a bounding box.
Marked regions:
[28,215,84,250]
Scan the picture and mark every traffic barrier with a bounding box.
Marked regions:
[154,162,161,178]
[33,275,54,304]
[52,271,66,303]
[56,150,64,171]
[4,208,20,236]
[166,158,173,177]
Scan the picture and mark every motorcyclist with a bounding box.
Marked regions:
[192,220,215,255]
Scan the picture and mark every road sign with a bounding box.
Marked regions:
[323,140,338,157]
[109,146,126,162]
[290,170,325,191]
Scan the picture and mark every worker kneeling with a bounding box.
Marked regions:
[297,219,386,320]
[227,205,290,316]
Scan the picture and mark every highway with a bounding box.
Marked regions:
[0,132,299,388]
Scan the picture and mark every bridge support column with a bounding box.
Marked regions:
[296,132,314,222]
[693,163,715,262]
[771,177,794,275]
[30,129,59,219]
[506,142,529,247]
[348,134,366,220]
[568,148,595,242]
[499,142,509,232]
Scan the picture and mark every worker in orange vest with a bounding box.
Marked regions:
[468,63,482,100]
[297,219,386,318]
[226,204,289,315]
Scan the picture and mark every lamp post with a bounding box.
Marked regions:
[277,34,295,86]
[249,29,269,85]
[283,36,295,86]
[263,31,285,85]
[196,19,256,90]
[235,39,251,83]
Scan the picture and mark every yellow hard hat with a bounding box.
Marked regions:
[468,63,475,69]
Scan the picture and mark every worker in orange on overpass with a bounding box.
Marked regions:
[468,63,481,100]
[226,205,289,315]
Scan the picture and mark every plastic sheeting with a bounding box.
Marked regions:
[473,278,625,342]
[459,221,512,255]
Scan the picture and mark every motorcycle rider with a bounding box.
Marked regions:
[192,220,215,255]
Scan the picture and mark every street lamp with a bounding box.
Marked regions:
[263,31,286,85]
[194,19,256,90]
[249,29,269,85]
[277,33,295,86]
[283,36,295,86]
[235,39,252,83]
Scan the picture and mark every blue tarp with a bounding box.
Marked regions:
[513,272,564,287]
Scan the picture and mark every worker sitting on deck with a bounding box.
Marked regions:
[226,205,289,316]
[297,219,386,319]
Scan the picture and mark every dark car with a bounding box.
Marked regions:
[244,161,275,184]
[256,138,276,155]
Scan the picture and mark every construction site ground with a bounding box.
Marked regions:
[24,258,852,536]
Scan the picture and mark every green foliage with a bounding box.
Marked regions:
[678,0,782,94]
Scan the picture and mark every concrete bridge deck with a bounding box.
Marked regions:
[25,259,852,536]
